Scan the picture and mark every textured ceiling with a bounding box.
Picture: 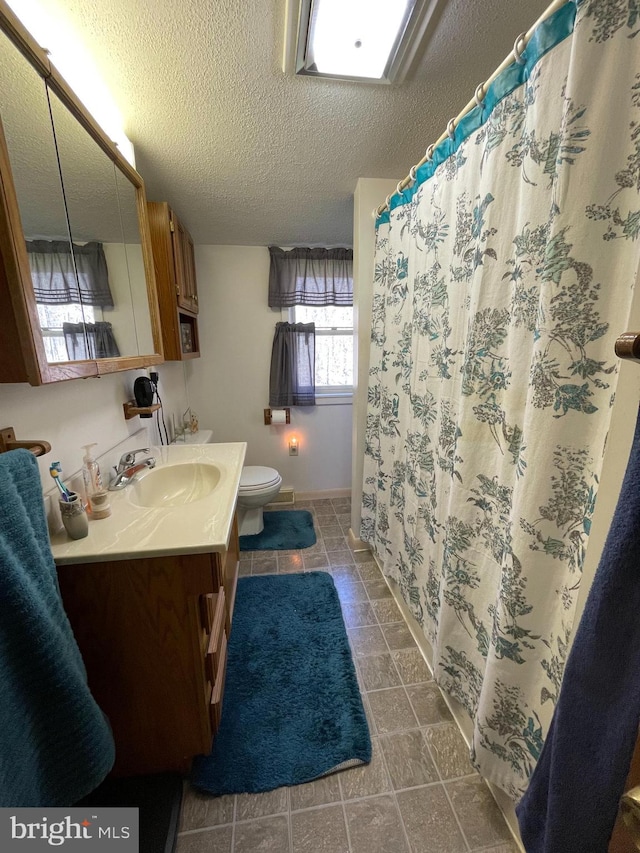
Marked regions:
[28,0,551,246]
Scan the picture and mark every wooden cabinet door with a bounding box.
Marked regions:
[172,215,198,314]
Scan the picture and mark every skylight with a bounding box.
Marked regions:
[284,0,439,84]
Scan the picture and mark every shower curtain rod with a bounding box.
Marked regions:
[374,0,570,218]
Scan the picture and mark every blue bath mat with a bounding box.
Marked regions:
[191,572,371,794]
[238,509,316,551]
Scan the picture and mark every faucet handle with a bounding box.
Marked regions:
[118,447,151,468]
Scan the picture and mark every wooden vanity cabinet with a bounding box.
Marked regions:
[56,518,239,777]
[147,201,200,361]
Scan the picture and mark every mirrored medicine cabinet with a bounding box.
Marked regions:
[0,0,163,384]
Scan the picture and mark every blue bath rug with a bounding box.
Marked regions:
[191,572,371,795]
[238,509,316,551]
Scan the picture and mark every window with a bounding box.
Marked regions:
[289,304,353,398]
[36,302,96,362]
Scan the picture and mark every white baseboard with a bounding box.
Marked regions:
[294,487,351,501]
[374,560,525,852]
[347,528,370,552]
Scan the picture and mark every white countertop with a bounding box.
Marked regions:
[50,442,247,565]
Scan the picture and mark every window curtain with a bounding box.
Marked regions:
[268,246,353,307]
[63,322,120,360]
[269,322,315,406]
[26,240,114,307]
[362,1,640,799]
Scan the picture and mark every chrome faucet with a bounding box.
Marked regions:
[109,448,156,490]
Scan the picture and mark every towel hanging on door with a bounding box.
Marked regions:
[0,449,115,806]
[517,408,640,851]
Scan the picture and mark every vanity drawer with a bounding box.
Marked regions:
[205,588,226,684]
[209,630,228,733]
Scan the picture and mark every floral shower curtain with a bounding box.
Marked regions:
[361,0,640,798]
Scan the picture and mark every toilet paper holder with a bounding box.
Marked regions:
[264,408,291,425]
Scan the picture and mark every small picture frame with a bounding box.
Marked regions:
[181,322,193,353]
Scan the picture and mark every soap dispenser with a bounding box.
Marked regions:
[82,443,111,519]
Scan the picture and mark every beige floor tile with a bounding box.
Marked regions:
[406,683,453,725]
[318,523,344,537]
[473,842,521,852]
[339,738,391,800]
[357,653,401,690]
[367,687,418,733]
[371,598,402,624]
[365,580,393,600]
[179,786,234,831]
[446,776,513,849]
[235,787,288,821]
[335,580,369,603]
[233,815,290,853]
[392,649,433,685]
[348,625,388,657]
[341,602,377,628]
[327,548,354,566]
[332,565,361,582]
[291,804,349,853]
[361,692,377,736]
[424,723,476,779]
[397,785,467,853]
[251,557,278,574]
[303,554,330,569]
[345,795,409,853]
[176,827,232,853]
[324,536,349,552]
[278,554,305,572]
[381,621,416,650]
[289,774,342,811]
[380,730,439,789]
[357,562,382,581]
[335,513,352,526]
[238,563,251,577]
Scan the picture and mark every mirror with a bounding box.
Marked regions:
[47,86,146,363]
[0,24,78,365]
[0,6,161,380]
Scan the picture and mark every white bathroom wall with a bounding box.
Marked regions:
[0,361,188,492]
[186,245,352,495]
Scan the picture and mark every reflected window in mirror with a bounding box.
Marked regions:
[27,238,120,361]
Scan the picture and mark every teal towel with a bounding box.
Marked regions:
[0,449,114,806]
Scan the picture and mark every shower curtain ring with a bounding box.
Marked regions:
[425,144,435,161]
[447,118,456,139]
[396,180,405,195]
[513,32,527,65]
[474,83,485,107]
[372,207,380,220]
[385,194,392,210]
[409,165,417,184]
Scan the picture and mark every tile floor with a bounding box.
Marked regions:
[177,498,519,853]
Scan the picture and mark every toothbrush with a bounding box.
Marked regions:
[49,463,74,502]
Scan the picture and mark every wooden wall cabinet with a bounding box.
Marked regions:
[56,518,239,777]
[147,201,200,361]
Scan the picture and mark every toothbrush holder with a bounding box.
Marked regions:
[59,494,89,540]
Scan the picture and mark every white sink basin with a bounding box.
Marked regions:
[128,462,221,508]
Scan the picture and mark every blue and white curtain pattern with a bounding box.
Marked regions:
[362,0,640,798]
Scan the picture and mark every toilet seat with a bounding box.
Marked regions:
[239,466,281,493]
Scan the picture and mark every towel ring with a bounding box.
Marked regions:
[513,32,527,65]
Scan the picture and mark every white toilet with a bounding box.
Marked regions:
[236,466,282,536]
